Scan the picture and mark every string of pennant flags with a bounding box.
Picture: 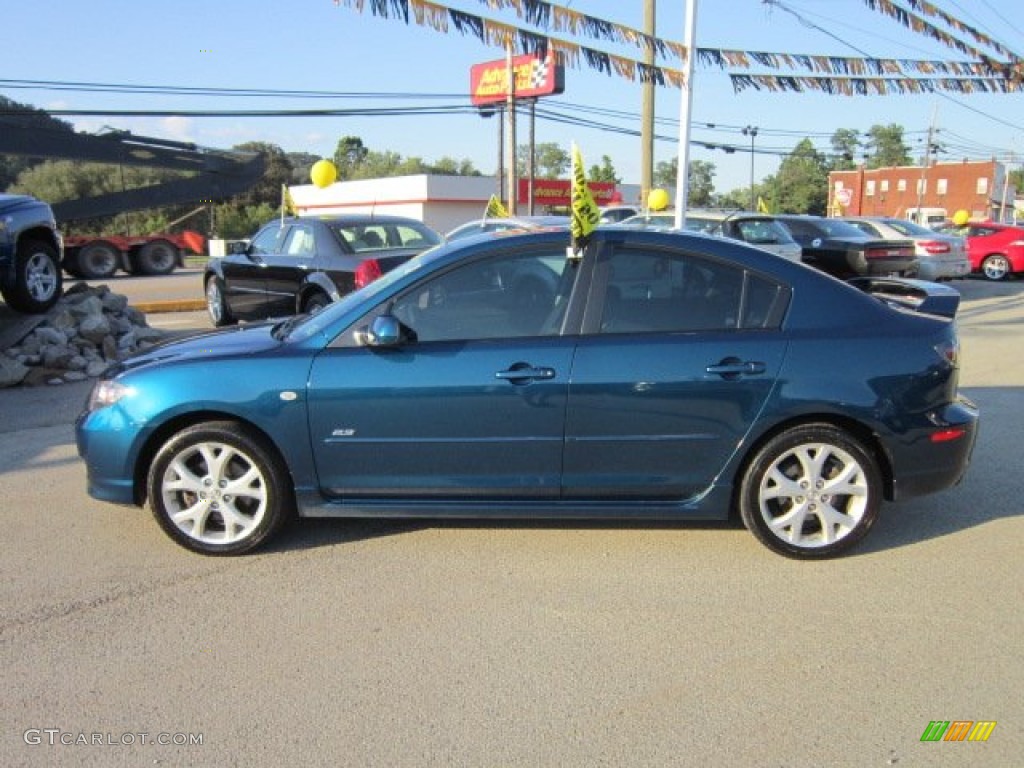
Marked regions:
[335,0,1023,95]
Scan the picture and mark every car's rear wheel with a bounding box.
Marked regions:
[205,277,236,327]
[981,254,1010,281]
[738,424,881,559]
[147,421,293,555]
[301,291,330,315]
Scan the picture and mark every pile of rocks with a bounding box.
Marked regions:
[0,283,169,387]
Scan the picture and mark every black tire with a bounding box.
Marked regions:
[136,240,178,276]
[301,291,331,315]
[77,242,120,279]
[1,238,63,314]
[147,421,293,555]
[205,276,236,327]
[738,423,882,559]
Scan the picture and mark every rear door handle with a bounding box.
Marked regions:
[706,359,766,378]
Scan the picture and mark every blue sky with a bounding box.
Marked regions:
[3,0,1023,193]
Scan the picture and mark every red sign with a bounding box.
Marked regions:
[518,178,616,207]
[470,53,565,106]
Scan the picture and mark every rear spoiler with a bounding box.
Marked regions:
[846,277,961,319]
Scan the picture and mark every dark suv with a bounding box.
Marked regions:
[0,194,64,314]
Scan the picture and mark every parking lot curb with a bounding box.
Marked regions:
[133,299,206,313]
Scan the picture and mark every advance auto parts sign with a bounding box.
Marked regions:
[470,54,565,106]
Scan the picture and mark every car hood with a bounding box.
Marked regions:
[113,321,284,375]
[0,194,44,214]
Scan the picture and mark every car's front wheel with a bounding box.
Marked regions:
[738,423,881,559]
[981,254,1010,281]
[0,238,63,314]
[147,421,293,555]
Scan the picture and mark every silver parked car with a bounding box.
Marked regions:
[683,210,803,262]
[842,217,969,281]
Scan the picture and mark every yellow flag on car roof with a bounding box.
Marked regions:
[282,184,298,217]
[484,193,509,220]
[570,142,600,256]
[757,196,770,214]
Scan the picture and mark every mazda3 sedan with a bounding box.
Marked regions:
[77,228,978,559]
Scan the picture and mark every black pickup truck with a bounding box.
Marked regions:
[0,194,64,314]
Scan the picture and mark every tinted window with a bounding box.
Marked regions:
[598,249,746,333]
[390,248,576,342]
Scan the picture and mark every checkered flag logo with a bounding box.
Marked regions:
[529,59,549,89]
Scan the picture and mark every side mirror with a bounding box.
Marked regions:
[357,315,402,347]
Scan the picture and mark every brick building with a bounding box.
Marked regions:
[827,159,1017,223]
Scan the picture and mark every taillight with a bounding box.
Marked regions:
[354,258,382,289]
[935,339,959,367]
[930,427,967,443]
[920,240,950,254]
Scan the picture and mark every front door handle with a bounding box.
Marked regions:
[496,363,556,384]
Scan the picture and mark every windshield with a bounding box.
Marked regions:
[283,244,446,342]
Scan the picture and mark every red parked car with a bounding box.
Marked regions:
[962,221,1024,281]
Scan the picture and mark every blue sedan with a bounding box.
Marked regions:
[76,228,978,558]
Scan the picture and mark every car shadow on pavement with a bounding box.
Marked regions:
[855,384,1020,556]
[266,517,744,554]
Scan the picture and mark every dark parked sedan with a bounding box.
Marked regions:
[774,214,918,279]
[204,214,440,326]
[78,228,977,559]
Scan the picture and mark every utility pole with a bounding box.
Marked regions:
[641,0,656,208]
[506,40,518,216]
[914,105,938,221]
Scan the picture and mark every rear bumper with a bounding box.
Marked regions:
[889,396,979,500]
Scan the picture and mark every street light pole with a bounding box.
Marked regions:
[743,125,758,211]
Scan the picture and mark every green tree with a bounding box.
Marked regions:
[213,202,276,239]
[761,138,829,215]
[587,155,620,184]
[517,142,569,179]
[829,128,862,171]
[333,136,369,180]
[429,156,480,176]
[651,157,716,206]
[864,124,912,169]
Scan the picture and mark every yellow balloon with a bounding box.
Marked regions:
[952,209,969,227]
[310,159,338,188]
[648,188,670,211]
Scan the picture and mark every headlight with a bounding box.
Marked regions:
[87,379,135,411]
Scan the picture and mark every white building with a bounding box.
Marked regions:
[289,174,642,235]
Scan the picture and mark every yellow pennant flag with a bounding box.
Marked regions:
[570,142,600,256]
[484,193,509,220]
[282,184,298,217]
[757,196,770,214]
